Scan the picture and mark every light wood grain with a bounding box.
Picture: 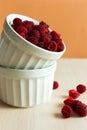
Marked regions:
[0,58,87,130]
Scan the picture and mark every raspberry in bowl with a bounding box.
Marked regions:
[0,14,66,69]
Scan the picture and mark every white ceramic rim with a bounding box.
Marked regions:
[0,63,56,78]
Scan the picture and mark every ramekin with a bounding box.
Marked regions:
[0,14,66,69]
[0,63,56,107]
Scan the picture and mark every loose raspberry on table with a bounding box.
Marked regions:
[76,84,86,94]
[71,100,87,117]
[61,105,73,118]
[64,97,73,106]
[69,89,80,99]
[53,81,59,89]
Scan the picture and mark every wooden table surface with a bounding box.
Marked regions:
[0,59,87,130]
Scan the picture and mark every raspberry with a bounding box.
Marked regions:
[55,38,62,43]
[33,25,39,30]
[69,89,80,99]
[64,97,73,106]
[12,18,64,52]
[71,100,87,117]
[53,81,59,89]
[61,105,73,118]
[27,36,38,45]
[40,34,51,44]
[11,24,16,30]
[23,20,34,33]
[18,32,26,39]
[40,21,49,28]
[37,24,49,36]
[48,40,57,52]
[57,41,64,52]
[76,84,86,94]
[51,31,60,41]
[13,18,22,28]
[16,25,28,35]
[38,42,45,48]
[30,30,40,38]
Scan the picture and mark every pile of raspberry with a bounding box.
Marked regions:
[11,18,64,52]
[61,84,87,118]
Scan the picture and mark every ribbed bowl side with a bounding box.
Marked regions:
[0,31,55,69]
[0,73,54,107]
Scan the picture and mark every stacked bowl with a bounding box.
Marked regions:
[0,14,66,107]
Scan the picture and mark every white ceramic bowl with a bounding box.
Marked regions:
[0,63,56,107]
[0,14,66,69]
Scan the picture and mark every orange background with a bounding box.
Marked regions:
[0,0,87,58]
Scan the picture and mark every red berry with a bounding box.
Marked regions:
[38,42,45,48]
[39,21,49,28]
[37,24,49,36]
[48,40,57,52]
[30,30,40,38]
[69,89,80,99]
[11,24,16,30]
[61,105,73,118]
[12,18,64,53]
[18,32,26,39]
[16,25,28,35]
[53,81,59,89]
[76,84,86,94]
[23,20,34,33]
[27,36,38,45]
[71,100,87,117]
[40,35,51,44]
[51,31,60,41]
[13,18,22,28]
[57,41,64,52]
[33,25,39,30]
[64,97,73,106]
[55,38,62,43]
